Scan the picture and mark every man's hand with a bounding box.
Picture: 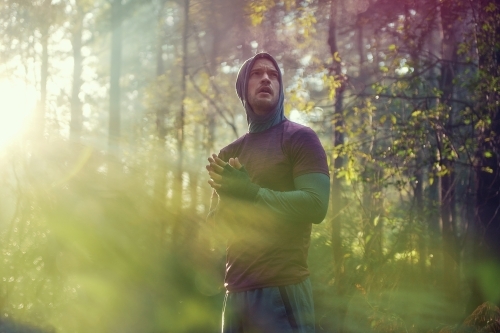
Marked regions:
[206,154,259,201]
[206,154,227,189]
[206,154,242,188]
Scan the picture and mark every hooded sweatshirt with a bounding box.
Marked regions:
[235,52,286,133]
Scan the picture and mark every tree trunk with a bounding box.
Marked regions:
[355,17,384,272]
[406,1,436,280]
[469,0,500,311]
[39,5,50,138]
[172,0,189,248]
[414,154,426,277]
[154,0,168,246]
[327,0,347,331]
[70,6,84,142]
[424,0,442,281]
[109,0,122,152]
[439,0,461,301]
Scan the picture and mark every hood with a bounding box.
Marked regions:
[235,52,286,133]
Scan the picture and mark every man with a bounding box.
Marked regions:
[206,52,330,333]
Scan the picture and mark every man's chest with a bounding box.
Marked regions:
[226,137,295,191]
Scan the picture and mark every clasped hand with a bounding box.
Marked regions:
[206,154,260,201]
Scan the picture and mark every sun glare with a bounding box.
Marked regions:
[0,80,36,149]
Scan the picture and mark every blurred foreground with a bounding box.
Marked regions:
[0,140,224,333]
[0,138,498,333]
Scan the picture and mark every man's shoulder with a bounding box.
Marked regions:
[282,119,319,140]
[219,134,247,156]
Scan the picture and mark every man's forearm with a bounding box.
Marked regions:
[255,173,330,224]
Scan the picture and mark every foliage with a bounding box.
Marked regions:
[0,0,499,332]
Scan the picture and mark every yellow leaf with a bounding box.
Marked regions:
[482,167,494,173]
[484,151,493,158]
[333,51,341,62]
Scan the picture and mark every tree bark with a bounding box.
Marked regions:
[414,154,426,277]
[109,0,122,151]
[38,0,51,137]
[423,0,442,280]
[355,16,384,272]
[469,0,500,311]
[154,0,168,246]
[172,0,189,248]
[327,0,347,331]
[439,0,461,301]
[70,5,84,142]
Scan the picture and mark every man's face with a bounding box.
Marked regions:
[246,58,280,116]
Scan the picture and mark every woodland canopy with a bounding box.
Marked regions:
[0,0,499,332]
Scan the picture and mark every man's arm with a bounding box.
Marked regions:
[207,155,330,224]
[256,172,329,224]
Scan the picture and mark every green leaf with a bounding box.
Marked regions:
[485,2,497,12]
[482,167,494,173]
[391,115,397,124]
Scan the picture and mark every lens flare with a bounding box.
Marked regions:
[0,80,36,149]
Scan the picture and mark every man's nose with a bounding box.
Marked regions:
[261,73,271,83]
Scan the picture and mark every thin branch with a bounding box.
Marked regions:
[188,73,239,139]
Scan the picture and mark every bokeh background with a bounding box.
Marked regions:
[0,0,499,332]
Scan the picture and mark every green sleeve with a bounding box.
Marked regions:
[255,173,330,224]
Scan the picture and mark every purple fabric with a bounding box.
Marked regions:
[217,119,329,292]
[235,52,286,133]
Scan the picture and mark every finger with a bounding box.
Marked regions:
[210,162,224,174]
[208,156,219,166]
[206,163,224,175]
[207,155,224,173]
[233,157,242,169]
[209,171,223,181]
[208,179,221,189]
[212,154,227,167]
[229,158,241,170]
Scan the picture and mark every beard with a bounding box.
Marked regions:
[248,97,278,116]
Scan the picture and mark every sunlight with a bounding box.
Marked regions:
[0,79,36,149]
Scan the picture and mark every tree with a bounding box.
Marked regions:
[69,0,93,142]
[437,0,464,301]
[108,0,122,151]
[470,0,500,311]
[327,0,348,331]
[171,0,190,248]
